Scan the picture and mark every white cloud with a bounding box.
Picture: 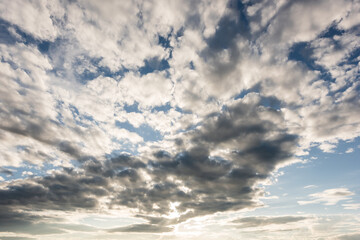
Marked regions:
[345,148,354,154]
[265,0,351,44]
[21,171,33,176]
[318,142,337,153]
[342,203,360,210]
[298,188,355,206]
[0,0,60,41]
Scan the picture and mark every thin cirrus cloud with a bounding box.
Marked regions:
[298,188,355,206]
[0,0,359,239]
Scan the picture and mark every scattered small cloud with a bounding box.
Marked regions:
[318,142,337,153]
[345,148,354,153]
[21,171,33,176]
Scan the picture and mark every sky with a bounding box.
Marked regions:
[0,0,360,239]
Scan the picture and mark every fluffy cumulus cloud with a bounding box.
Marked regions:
[0,0,359,239]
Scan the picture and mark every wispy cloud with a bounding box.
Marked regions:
[298,188,354,206]
[342,203,360,210]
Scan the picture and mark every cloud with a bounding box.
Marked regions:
[0,167,13,175]
[335,233,360,240]
[0,237,36,240]
[298,188,355,206]
[0,97,298,232]
[0,0,60,41]
[108,224,173,233]
[0,210,65,235]
[342,203,360,210]
[345,148,354,153]
[0,0,359,237]
[0,207,98,235]
[232,216,309,228]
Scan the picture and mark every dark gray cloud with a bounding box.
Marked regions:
[0,207,97,235]
[0,169,110,230]
[199,0,251,95]
[110,98,297,222]
[0,2,300,232]
[0,209,64,235]
[0,167,13,175]
[0,97,298,233]
[0,118,84,160]
[232,216,309,228]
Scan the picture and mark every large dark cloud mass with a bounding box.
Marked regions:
[0,96,297,232]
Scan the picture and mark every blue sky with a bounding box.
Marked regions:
[0,0,360,239]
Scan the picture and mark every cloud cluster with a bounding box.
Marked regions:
[0,96,298,233]
[0,0,359,237]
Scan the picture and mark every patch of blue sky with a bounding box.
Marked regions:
[339,47,360,66]
[0,18,31,44]
[106,150,130,160]
[123,101,141,113]
[107,142,139,156]
[151,102,172,113]
[175,26,184,39]
[100,65,129,80]
[319,22,345,39]
[0,18,55,56]
[189,61,195,70]
[158,30,173,59]
[330,47,359,95]
[234,83,261,100]
[71,55,129,83]
[259,96,282,110]
[138,57,170,76]
[115,120,162,142]
[0,19,21,45]
[0,161,62,181]
[174,106,193,114]
[69,104,98,128]
[158,31,172,50]
[37,40,51,54]
[288,42,335,83]
[206,0,250,51]
[53,99,66,125]
[253,137,360,216]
